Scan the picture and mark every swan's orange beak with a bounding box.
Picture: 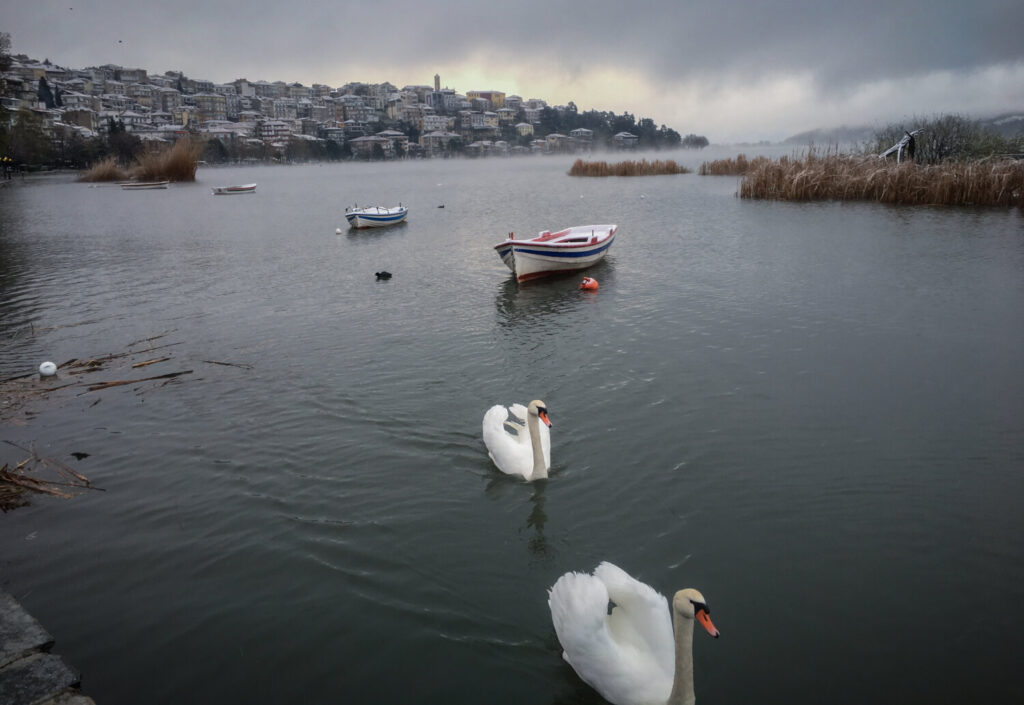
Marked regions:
[539,410,552,427]
[696,608,719,638]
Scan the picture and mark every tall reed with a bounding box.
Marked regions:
[78,156,128,182]
[131,138,202,182]
[569,158,689,177]
[698,154,772,175]
[738,153,1024,206]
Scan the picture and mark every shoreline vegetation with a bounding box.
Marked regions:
[700,152,1024,206]
[568,158,689,177]
[698,116,1024,207]
[699,154,767,176]
[78,138,201,182]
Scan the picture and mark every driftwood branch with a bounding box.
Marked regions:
[1,441,101,510]
[84,370,192,392]
[202,360,254,370]
[0,468,75,498]
[3,440,91,485]
[126,330,174,347]
[131,357,171,368]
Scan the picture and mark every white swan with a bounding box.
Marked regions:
[548,562,719,705]
[482,400,552,481]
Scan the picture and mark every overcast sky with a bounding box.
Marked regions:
[6,0,1023,142]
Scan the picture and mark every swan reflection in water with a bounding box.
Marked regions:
[483,472,552,561]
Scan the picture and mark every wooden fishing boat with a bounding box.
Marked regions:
[212,183,257,195]
[494,224,617,282]
[121,181,169,190]
[345,205,409,229]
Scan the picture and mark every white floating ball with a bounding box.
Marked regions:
[335,228,342,234]
[39,361,57,377]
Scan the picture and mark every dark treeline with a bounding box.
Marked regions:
[538,103,706,149]
[0,106,354,170]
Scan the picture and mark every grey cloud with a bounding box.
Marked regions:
[5,0,1022,141]
[9,0,1022,86]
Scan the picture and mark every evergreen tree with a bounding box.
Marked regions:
[681,133,709,149]
[106,118,141,164]
[203,138,229,163]
[0,32,12,73]
[325,140,344,161]
[9,107,53,166]
[37,76,56,109]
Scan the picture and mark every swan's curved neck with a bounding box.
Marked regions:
[667,611,695,705]
[527,412,547,480]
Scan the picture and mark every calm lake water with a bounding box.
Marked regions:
[2,151,1023,705]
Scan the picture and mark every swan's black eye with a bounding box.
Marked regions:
[691,601,709,615]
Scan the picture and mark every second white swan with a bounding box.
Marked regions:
[548,562,719,705]
[482,399,552,481]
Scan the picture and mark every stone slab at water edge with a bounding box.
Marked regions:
[0,590,95,705]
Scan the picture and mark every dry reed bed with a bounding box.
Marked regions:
[699,154,772,175]
[78,156,127,182]
[569,158,689,177]
[131,138,202,182]
[738,155,1024,206]
[78,138,202,182]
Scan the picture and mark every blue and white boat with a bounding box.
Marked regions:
[345,205,409,229]
[494,224,617,282]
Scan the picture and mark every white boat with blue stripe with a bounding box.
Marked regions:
[494,224,617,282]
[345,204,409,229]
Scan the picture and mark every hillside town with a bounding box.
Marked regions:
[1,46,697,167]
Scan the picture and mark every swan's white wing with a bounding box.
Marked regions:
[595,562,675,680]
[508,403,528,425]
[549,567,673,705]
[482,404,532,479]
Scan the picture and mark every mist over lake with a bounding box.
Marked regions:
[2,151,1023,704]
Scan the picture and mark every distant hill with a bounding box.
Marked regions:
[783,112,1024,146]
[782,125,876,147]
[979,113,1024,138]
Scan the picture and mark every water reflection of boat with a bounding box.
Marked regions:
[345,205,409,229]
[493,261,612,331]
[494,224,617,282]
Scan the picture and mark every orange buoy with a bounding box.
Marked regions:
[579,277,599,291]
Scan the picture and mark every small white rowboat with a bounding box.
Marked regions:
[121,181,169,190]
[345,205,409,229]
[494,224,617,282]
[212,183,257,195]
